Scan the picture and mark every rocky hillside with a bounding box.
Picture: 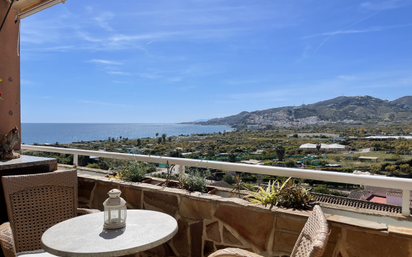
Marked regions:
[185,96,412,127]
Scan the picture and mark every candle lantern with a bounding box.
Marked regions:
[103,189,127,229]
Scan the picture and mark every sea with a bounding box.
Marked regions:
[21,123,232,145]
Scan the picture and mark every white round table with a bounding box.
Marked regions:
[41,210,178,257]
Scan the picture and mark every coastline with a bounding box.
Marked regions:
[21,123,233,145]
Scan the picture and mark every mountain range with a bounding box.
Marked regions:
[184,96,412,128]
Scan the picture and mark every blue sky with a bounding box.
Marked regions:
[20,0,412,123]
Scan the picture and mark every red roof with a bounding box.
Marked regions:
[368,196,387,204]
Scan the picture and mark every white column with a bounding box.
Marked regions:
[73,154,78,167]
[402,189,410,216]
[179,165,185,180]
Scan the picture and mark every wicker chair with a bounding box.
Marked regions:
[209,205,329,257]
[0,170,99,257]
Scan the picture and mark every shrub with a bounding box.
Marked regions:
[242,175,257,183]
[120,161,155,182]
[247,177,314,210]
[338,167,354,173]
[85,163,100,169]
[181,169,210,192]
[385,164,397,176]
[312,184,330,194]
[395,159,412,166]
[370,164,382,174]
[152,172,167,179]
[285,159,296,168]
[151,172,179,180]
[330,190,349,197]
[279,179,313,210]
[223,173,236,185]
[400,164,411,173]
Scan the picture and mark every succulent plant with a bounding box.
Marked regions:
[247,177,314,210]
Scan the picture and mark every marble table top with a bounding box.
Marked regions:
[0,155,56,171]
[41,210,178,257]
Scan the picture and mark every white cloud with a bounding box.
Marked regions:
[23,46,74,52]
[76,30,103,43]
[106,71,130,75]
[360,0,411,11]
[312,11,381,54]
[89,59,123,65]
[137,73,159,79]
[108,32,180,43]
[225,79,259,85]
[338,76,357,81]
[94,12,114,31]
[228,90,290,101]
[179,85,196,90]
[80,100,132,107]
[295,45,311,63]
[304,24,412,39]
[85,6,93,13]
[169,77,183,82]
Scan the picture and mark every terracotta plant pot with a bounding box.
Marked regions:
[142,178,152,184]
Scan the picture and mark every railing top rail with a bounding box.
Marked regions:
[21,145,412,190]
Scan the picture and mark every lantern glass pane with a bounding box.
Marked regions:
[104,208,109,223]
[120,206,127,222]
[110,209,120,224]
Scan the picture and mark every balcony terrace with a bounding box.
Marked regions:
[14,145,412,257]
[1,0,411,256]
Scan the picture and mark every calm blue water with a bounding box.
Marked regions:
[21,123,232,144]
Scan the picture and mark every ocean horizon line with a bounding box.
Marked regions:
[21,123,232,145]
[21,122,196,124]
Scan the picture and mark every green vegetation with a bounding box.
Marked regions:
[180,169,210,192]
[247,177,313,210]
[85,163,100,169]
[119,160,156,182]
[312,184,349,197]
[228,174,250,198]
[223,173,236,185]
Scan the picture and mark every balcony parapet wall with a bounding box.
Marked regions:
[78,173,412,257]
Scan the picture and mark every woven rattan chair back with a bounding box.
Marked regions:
[290,205,329,257]
[1,170,78,254]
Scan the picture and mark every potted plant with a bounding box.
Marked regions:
[247,177,314,210]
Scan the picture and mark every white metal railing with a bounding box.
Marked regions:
[22,145,412,216]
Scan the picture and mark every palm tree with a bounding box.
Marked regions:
[275,146,285,161]
[162,134,167,143]
[316,143,321,154]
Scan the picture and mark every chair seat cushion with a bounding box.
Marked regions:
[17,249,57,257]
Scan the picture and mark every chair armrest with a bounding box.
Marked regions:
[77,208,100,216]
[0,222,17,257]
[208,248,263,257]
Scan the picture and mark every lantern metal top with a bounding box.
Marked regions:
[103,189,126,208]
[108,188,121,198]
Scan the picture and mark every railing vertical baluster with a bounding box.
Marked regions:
[402,189,410,216]
[179,165,185,181]
[74,154,78,167]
